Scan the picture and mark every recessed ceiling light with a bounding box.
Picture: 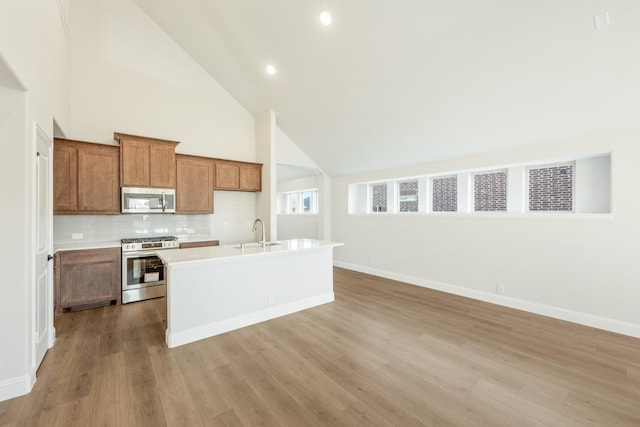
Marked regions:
[266,65,276,75]
[320,11,332,26]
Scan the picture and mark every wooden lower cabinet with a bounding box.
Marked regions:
[179,240,220,249]
[54,247,121,314]
[176,154,214,214]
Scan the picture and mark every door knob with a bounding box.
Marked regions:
[47,254,53,261]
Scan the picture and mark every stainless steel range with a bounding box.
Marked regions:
[121,236,180,304]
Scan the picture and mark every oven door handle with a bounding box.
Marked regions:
[123,250,164,259]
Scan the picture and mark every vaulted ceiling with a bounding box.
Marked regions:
[132,0,640,176]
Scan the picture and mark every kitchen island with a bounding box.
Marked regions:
[157,238,343,348]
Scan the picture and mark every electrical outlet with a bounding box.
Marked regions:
[71,233,83,240]
[496,283,505,294]
[594,11,610,31]
[268,294,275,305]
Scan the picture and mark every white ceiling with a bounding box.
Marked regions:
[132,0,640,176]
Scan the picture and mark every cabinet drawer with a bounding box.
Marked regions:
[180,240,220,249]
[59,247,121,265]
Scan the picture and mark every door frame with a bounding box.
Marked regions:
[31,122,55,375]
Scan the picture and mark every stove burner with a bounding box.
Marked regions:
[121,236,178,244]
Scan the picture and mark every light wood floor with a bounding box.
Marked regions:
[1,267,640,426]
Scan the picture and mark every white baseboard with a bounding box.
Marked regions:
[1,328,56,403]
[166,292,335,348]
[0,372,35,402]
[334,261,640,339]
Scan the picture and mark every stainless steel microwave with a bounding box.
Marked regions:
[121,187,176,214]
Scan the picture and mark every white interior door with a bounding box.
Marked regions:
[34,125,54,370]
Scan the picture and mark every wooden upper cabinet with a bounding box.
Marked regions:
[115,132,179,188]
[215,161,240,190]
[78,145,120,213]
[149,143,176,188]
[239,164,262,191]
[214,160,262,192]
[176,154,214,214]
[54,139,120,215]
[120,138,149,187]
[54,141,78,212]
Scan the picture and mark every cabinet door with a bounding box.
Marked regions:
[239,164,262,192]
[176,155,214,214]
[120,139,150,187]
[78,145,120,213]
[149,143,176,188]
[53,141,78,213]
[179,240,220,249]
[58,248,121,309]
[215,162,240,190]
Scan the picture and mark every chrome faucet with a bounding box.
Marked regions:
[252,218,266,248]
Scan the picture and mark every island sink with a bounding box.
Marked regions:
[233,241,281,249]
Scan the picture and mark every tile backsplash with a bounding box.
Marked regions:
[54,191,258,245]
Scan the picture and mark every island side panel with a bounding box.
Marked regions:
[165,246,335,348]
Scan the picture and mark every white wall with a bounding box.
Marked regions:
[68,0,254,161]
[0,0,69,401]
[576,155,611,214]
[63,0,259,244]
[0,0,70,134]
[0,87,30,399]
[332,128,640,338]
[276,127,318,170]
[276,127,331,240]
[277,176,321,240]
[256,110,277,241]
[277,216,319,240]
[278,175,321,194]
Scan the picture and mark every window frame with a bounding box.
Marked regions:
[472,169,508,213]
[369,182,390,214]
[430,174,458,213]
[346,153,610,217]
[525,161,576,213]
[397,179,420,214]
[279,189,319,215]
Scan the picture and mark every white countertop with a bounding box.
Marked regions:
[54,240,122,252]
[53,235,221,253]
[158,238,343,267]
